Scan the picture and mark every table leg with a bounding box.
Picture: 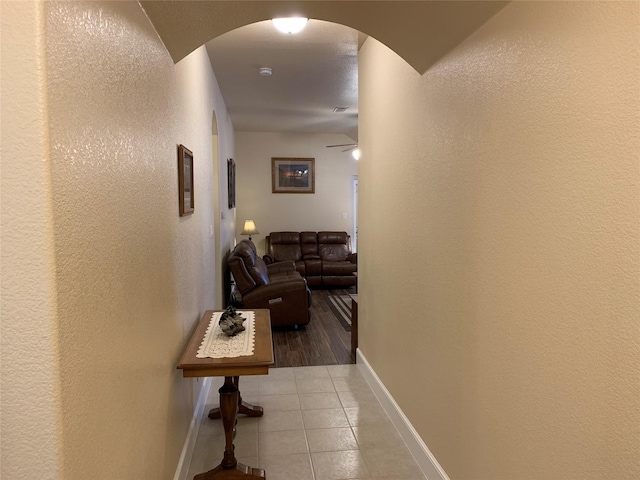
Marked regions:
[195,376,265,479]
[208,376,263,419]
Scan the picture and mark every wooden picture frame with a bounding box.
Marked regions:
[271,157,315,194]
[227,158,236,209]
[178,144,194,216]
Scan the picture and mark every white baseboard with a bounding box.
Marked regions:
[356,349,450,480]
[173,377,212,480]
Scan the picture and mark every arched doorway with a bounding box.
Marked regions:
[211,110,223,308]
[140,1,507,75]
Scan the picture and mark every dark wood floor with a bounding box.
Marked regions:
[272,287,356,367]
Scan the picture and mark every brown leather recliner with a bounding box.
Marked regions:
[228,239,311,328]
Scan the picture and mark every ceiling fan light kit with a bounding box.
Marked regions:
[326,143,359,157]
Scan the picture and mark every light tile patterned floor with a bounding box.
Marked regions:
[187,365,426,480]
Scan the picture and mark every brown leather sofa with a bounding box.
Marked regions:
[263,231,357,288]
[228,239,311,328]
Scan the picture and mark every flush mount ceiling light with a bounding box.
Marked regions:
[259,67,273,76]
[272,17,309,34]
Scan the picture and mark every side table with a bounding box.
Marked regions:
[177,309,274,479]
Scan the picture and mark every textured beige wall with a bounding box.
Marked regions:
[1,2,63,478]
[2,1,234,478]
[358,2,639,479]
[235,132,358,255]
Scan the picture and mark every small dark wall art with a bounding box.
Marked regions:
[271,157,315,194]
[227,158,236,209]
[178,144,194,216]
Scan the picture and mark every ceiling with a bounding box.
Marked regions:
[205,20,360,139]
[141,1,511,140]
[142,2,509,73]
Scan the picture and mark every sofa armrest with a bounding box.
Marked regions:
[242,276,311,327]
[347,253,357,264]
[303,254,321,260]
[243,280,298,301]
[263,254,275,265]
[266,260,295,274]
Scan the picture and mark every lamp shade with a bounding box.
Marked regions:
[241,220,259,236]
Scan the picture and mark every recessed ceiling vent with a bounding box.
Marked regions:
[333,107,349,113]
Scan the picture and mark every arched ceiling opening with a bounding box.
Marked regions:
[140,1,509,75]
[205,19,360,136]
[141,1,509,137]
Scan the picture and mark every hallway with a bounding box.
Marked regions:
[4,2,638,479]
[187,365,425,479]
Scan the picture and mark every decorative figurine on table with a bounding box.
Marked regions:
[219,305,246,336]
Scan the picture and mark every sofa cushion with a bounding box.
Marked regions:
[304,258,322,276]
[251,256,270,286]
[322,275,357,287]
[301,231,318,257]
[228,255,256,294]
[322,261,357,276]
[318,231,350,262]
[269,232,303,261]
[271,231,301,244]
[235,240,270,286]
[268,270,308,290]
[271,244,302,262]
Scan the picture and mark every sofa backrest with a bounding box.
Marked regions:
[318,231,351,261]
[267,232,302,261]
[301,231,318,256]
[228,240,270,294]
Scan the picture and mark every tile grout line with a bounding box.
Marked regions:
[299,390,319,480]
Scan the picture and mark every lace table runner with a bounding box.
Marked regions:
[196,311,255,359]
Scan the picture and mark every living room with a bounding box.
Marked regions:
[234,131,358,257]
[206,19,361,369]
[233,130,359,366]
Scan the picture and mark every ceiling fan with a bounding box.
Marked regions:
[326,143,358,152]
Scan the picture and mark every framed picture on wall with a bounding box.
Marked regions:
[227,158,236,209]
[271,157,315,194]
[178,144,194,216]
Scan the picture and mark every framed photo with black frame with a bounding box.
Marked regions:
[227,158,236,209]
[271,157,315,194]
[178,144,194,216]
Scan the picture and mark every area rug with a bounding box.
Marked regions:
[325,295,352,331]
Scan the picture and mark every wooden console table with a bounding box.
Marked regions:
[177,309,274,479]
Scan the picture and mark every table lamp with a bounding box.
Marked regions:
[241,220,259,241]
